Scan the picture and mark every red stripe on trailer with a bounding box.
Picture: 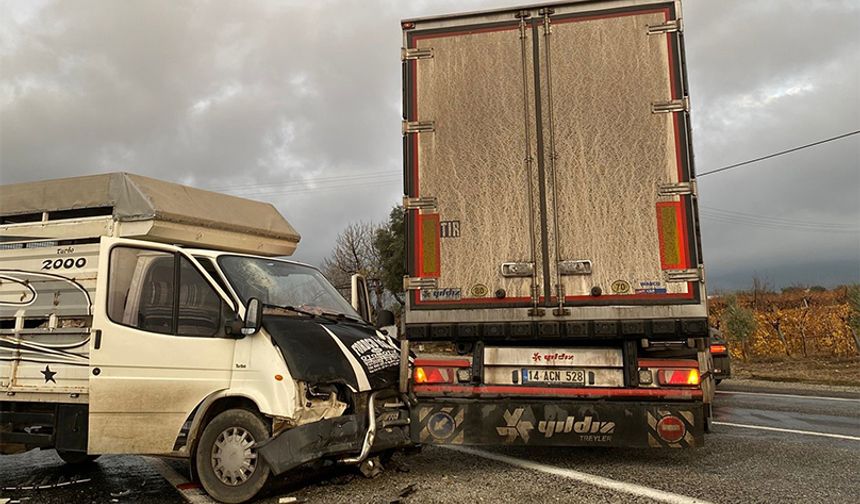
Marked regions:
[414,384,703,400]
[638,359,698,368]
[414,358,471,368]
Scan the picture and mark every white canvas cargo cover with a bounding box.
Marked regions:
[0,173,300,256]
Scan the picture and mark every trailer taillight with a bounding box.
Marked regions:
[709,344,727,355]
[413,366,449,384]
[656,368,700,386]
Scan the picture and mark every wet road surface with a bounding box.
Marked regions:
[2,380,858,503]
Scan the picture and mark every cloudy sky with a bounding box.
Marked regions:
[1,0,858,290]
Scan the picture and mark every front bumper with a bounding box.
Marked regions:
[258,403,412,476]
[412,399,704,448]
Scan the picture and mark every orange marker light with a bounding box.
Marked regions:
[414,367,428,384]
[274,374,283,381]
[710,344,727,355]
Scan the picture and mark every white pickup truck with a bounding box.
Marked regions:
[0,173,410,503]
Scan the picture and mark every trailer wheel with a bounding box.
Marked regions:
[56,450,99,465]
[196,409,271,504]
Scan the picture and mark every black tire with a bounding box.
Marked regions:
[56,450,99,465]
[196,409,271,504]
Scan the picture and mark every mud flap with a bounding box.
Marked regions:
[411,400,703,448]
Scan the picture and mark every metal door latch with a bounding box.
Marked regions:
[402,196,437,211]
[401,47,434,60]
[663,267,704,283]
[651,98,689,114]
[402,120,435,134]
[558,260,592,276]
[501,262,534,277]
[647,19,682,35]
[403,276,438,290]
[658,181,697,197]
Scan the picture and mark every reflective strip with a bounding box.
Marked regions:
[417,213,441,277]
[656,201,688,270]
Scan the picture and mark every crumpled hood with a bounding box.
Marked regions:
[262,316,400,392]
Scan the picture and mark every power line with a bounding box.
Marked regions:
[700,206,858,230]
[700,213,859,234]
[698,130,860,177]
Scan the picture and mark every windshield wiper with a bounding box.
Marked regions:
[318,310,367,325]
[263,304,340,324]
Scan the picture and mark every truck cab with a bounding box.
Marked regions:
[0,173,411,503]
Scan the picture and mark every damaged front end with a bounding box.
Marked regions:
[257,389,411,476]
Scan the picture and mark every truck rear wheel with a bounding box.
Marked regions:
[196,409,271,504]
[56,450,99,465]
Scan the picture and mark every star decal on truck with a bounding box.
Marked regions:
[41,365,57,384]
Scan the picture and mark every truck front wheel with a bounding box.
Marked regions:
[196,409,271,504]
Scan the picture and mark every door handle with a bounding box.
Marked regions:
[94,329,102,350]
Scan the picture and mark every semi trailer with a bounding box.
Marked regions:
[399,0,714,448]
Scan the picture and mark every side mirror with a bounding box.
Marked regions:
[376,309,395,329]
[242,298,263,336]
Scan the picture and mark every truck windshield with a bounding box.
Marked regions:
[217,256,361,319]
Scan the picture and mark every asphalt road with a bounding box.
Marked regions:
[2,381,858,504]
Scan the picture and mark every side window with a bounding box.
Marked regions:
[177,257,222,337]
[108,247,223,337]
[108,247,175,334]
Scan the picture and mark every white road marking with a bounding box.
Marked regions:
[713,421,860,441]
[716,390,860,403]
[143,456,216,504]
[444,445,714,504]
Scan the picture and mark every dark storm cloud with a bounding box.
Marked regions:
[1,0,858,287]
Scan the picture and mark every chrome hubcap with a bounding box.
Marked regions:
[211,426,258,486]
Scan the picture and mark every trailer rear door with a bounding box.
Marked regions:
[404,16,544,310]
[403,1,700,313]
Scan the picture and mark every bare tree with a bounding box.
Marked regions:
[321,221,385,314]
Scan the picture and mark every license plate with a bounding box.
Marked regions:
[522,368,585,385]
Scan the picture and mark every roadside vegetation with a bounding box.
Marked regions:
[710,283,860,386]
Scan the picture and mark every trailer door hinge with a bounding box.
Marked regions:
[402,196,437,211]
[663,266,704,283]
[403,276,438,290]
[402,120,435,134]
[401,47,434,60]
[658,181,697,197]
[651,97,689,114]
[647,19,682,35]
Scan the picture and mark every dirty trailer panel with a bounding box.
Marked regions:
[404,16,541,309]
[403,0,704,324]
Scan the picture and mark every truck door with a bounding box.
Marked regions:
[538,5,700,307]
[404,16,546,311]
[89,237,237,454]
[404,3,701,315]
